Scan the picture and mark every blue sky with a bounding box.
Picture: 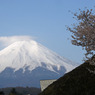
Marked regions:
[0,0,95,63]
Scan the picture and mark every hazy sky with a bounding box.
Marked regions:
[0,0,95,63]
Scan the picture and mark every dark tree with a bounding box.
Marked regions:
[0,91,4,95]
[9,88,22,95]
[9,88,17,95]
[68,8,95,59]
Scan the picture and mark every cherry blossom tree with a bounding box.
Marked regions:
[68,8,95,59]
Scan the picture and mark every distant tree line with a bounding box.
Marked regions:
[0,88,22,95]
[0,87,41,95]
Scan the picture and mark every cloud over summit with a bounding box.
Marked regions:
[0,36,34,49]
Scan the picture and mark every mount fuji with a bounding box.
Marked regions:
[0,40,77,88]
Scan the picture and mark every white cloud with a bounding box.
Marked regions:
[0,36,34,49]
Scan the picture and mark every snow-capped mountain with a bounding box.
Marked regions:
[0,40,77,88]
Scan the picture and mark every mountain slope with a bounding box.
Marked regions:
[0,40,76,73]
[0,40,77,88]
[39,55,95,95]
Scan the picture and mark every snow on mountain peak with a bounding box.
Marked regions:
[0,40,77,73]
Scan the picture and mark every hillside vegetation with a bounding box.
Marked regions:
[39,56,95,95]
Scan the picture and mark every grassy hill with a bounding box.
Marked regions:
[39,56,95,95]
